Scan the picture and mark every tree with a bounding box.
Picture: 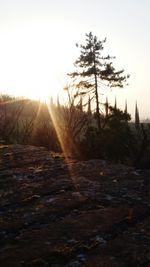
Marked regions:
[0,99,25,143]
[68,32,129,130]
[135,101,140,129]
[80,105,133,162]
[102,106,133,162]
[50,86,88,157]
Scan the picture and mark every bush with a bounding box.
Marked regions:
[79,107,134,163]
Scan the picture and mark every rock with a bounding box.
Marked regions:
[0,144,149,267]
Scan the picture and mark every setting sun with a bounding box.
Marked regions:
[0,0,150,118]
[0,20,78,102]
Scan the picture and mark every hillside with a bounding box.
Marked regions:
[0,145,149,267]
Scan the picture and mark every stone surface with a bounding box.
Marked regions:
[0,145,149,267]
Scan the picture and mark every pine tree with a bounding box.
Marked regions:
[135,101,140,129]
[68,32,129,130]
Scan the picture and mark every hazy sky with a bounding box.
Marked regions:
[0,0,150,119]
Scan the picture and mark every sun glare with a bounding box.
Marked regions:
[28,91,49,103]
[0,21,77,103]
[23,76,67,104]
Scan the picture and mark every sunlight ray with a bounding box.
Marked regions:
[46,102,80,190]
[29,100,43,138]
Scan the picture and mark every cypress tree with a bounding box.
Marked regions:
[125,100,128,114]
[114,97,117,110]
[79,96,83,111]
[87,96,91,114]
[105,97,109,118]
[135,101,140,129]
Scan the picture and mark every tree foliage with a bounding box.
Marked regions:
[68,32,129,130]
[80,106,133,162]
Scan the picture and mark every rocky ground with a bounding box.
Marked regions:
[0,145,149,267]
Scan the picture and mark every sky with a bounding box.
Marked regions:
[0,0,150,119]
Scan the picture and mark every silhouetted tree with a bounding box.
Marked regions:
[68,32,129,130]
[78,96,83,111]
[135,101,140,129]
[50,86,88,157]
[0,94,16,102]
[103,106,133,162]
[105,97,109,118]
[80,105,133,162]
[133,102,150,168]
[114,97,117,110]
[0,99,25,143]
[124,100,128,114]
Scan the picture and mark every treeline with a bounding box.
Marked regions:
[0,94,150,168]
[0,32,150,168]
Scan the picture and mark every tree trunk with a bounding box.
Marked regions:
[94,73,101,130]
